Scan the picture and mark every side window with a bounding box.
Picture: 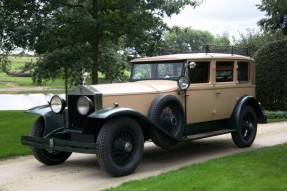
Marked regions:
[189,62,209,83]
[238,62,249,82]
[216,62,234,82]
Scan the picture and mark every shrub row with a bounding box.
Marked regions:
[255,38,287,111]
[265,111,287,119]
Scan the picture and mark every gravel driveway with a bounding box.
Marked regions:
[0,122,286,191]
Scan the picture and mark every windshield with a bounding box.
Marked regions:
[131,61,184,81]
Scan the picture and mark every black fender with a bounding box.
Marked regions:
[88,106,180,145]
[25,105,65,136]
[230,96,267,130]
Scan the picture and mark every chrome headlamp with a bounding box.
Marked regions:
[50,95,66,114]
[177,75,190,90]
[77,96,94,115]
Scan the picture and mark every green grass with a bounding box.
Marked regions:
[106,144,287,191]
[268,118,287,123]
[0,56,66,89]
[0,111,38,159]
[0,56,112,91]
[8,56,38,70]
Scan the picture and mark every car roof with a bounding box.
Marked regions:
[131,53,254,63]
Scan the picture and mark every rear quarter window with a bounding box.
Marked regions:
[237,62,249,82]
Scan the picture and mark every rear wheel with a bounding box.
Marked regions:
[232,106,257,148]
[96,117,144,177]
[30,117,72,165]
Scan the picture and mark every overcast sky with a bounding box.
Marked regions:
[164,0,266,39]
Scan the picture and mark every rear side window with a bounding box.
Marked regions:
[189,62,210,83]
[238,62,249,82]
[216,62,234,82]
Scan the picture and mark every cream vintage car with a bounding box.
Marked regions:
[22,49,266,177]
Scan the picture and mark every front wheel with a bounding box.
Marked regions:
[30,117,72,165]
[96,117,144,177]
[232,106,257,148]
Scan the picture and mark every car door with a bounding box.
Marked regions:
[186,61,215,123]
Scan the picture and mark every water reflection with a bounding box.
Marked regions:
[0,94,64,110]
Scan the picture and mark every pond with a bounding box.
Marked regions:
[0,94,64,110]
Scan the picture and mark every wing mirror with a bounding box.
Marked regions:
[187,62,196,69]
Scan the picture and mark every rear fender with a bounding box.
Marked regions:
[230,96,267,130]
[26,105,65,136]
[88,106,180,144]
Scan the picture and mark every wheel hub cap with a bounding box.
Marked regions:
[170,117,177,126]
[124,142,133,152]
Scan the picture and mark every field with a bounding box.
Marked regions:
[0,56,111,93]
[0,56,65,90]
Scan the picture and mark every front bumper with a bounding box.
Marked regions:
[21,136,98,154]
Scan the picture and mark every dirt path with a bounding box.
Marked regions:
[1,122,287,191]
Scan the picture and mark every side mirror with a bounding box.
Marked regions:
[177,75,190,90]
[188,62,196,69]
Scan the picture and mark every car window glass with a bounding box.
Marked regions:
[216,62,234,82]
[238,62,249,82]
[132,64,152,79]
[132,62,183,80]
[189,62,210,83]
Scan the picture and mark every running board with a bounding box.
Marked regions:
[183,129,236,141]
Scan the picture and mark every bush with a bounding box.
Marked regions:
[265,111,287,119]
[254,38,287,111]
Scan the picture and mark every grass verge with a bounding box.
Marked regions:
[0,111,38,159]
[106,144,287,191]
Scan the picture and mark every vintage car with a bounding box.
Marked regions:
[21,48,266,177]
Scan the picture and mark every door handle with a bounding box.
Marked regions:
[215,92,221,95]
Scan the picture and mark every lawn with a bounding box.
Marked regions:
[0,111,38,159]
[106,143,287,191]
[0,56,66,89]
[0,56,112,91]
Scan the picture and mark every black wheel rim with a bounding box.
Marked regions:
[241,113,255,141]
[111,129,135,166]
[159,105,179,134]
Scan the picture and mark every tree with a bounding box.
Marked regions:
[0,0,201,85]
[257,0,287,34]
[163,27,214,53]
[213,32,231,46]
[233,29,284,57]
[254,37,287,111]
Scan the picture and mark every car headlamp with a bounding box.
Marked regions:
[50,95,66,114]
[178,75,190,90]
[77,96,94,115]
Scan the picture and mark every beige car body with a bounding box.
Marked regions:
[92,53,255,125]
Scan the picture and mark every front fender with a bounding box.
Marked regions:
[230,96,267,130]
[26,105,65,136]
[88,106,180,143]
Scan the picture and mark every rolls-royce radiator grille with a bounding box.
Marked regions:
[68,95,94,129]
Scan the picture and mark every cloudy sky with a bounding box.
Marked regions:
[164,0,266,39]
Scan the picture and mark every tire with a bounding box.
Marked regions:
[30,117,72,165]
[96,117,144,177]
[148,95,184,149]
[231,106,257,148]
